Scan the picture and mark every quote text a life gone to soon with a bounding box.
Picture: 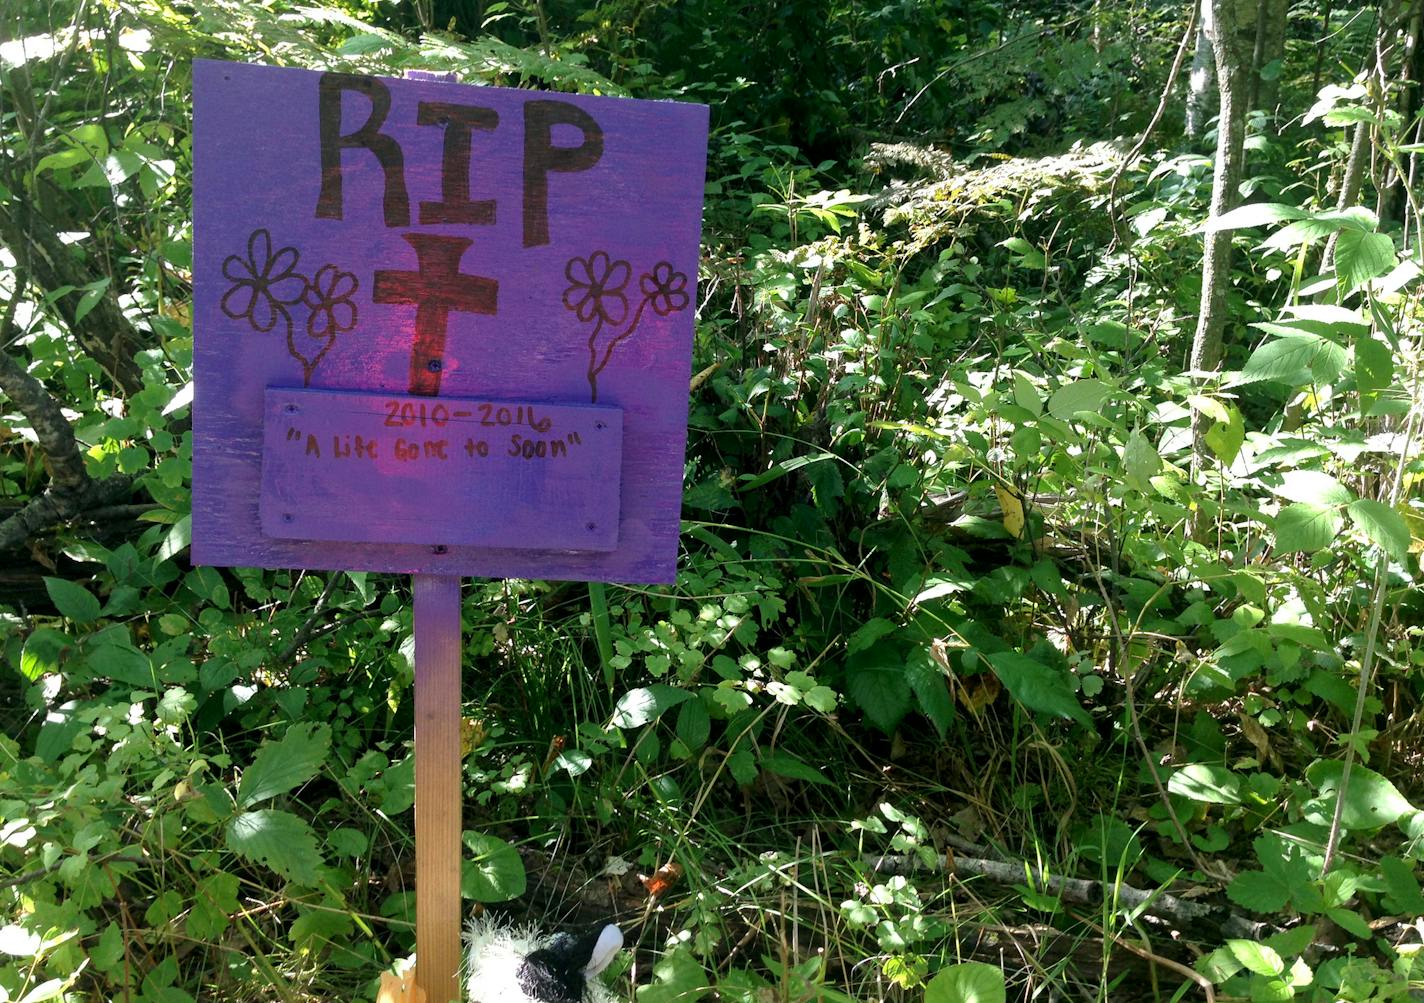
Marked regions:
[259,388,622,551]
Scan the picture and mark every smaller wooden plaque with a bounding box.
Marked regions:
[260,387,622,551]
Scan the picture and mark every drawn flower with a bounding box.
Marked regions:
[563,251,630,326]
[640,261,690,316]
[302,264,359,339]
[220,228,307,332]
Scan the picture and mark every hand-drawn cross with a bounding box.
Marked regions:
[374,233,498,396]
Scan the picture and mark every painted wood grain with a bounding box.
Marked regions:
[192,59,707,582]
[413,575,463,1003]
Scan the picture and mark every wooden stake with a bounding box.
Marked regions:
[414,574,463,1003]
[378,968,426,1003]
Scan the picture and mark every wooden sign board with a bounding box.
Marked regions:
[192,60,708,582]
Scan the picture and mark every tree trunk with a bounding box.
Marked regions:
[1191,0,1259,469]
[1312,0,1334,96]
[1379,2,1424,227]
[1248,0,1268,109]
[1187,0,1218,138]
[1252,0,1289,116]
[1322,121,1371,272]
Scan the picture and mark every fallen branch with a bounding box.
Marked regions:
[865,853,1265,939]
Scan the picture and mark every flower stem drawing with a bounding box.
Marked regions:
[562,251,690,402]
[221,228,359,385]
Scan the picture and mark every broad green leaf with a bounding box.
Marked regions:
[1324,907,1370,940]
[461,831,527,901]
[1285,304,1369,328]
[739,452,836,490]
[1122,431,1161,491]
[73,277,111,323]
[555,749,592,776]
[1322,105,1378,127]
[326,828,369,859]
[1273,503,1343,554]
[44,577,101,623]
[1168,763,1243,805]
[1317,206,1379,229]
[1335,229,1395,292]
[905,646,954,739]
[34,148,89,174]
[1197,945,1244,983]
[1011,371,1042,416]
[1261,216,1343,251]
[92,923,123,972]
[1379,856,1424,914]
[1186,394,1230,423]
[339,33,396,54]
[187,872,239,940]
[86,634,156,687]
[1273,470,1353,506]
[998,236,1045,268]
[1234,335,1347,386]
[162,381,194,416]
[759,751,832,786]
[20,627,66,681]
[1228,940,1284,977]
[925,962,1006,1003]
[237,723,331,809]
[1046,379,1112,420]
[986,652,1092,727]
[1204,202,1305,232]
[225,809,323,883]
[675,699,710,750]
[1251,977,1294,1001]
[1227,868,1292,913]
[1265,924,1318,960]
[1347,499,1410,563]
[845,655,913,734]
[635,946,710,1003]
[1354,335,1394,413]
[289,907,354,949]
[16,979,66,1003]
[158,514,191,561]
[611,684,693,728]
[1375,257,1421,295]
[726,747,758,784]
[1204,405,1244,465]
[847,617,898,655]
[1307,760,1415,830]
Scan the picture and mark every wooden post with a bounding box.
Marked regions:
[414,574,463,1003]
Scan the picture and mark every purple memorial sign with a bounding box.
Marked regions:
[192,60,708,582]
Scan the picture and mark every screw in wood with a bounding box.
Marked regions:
[431,544,448,554]
[586,521,596,531]
[284,403,299,414]
[282,513,294,523]
[427,359,443,372]
[594,421,606,430]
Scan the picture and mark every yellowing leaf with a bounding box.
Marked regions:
[995,485,1025,538]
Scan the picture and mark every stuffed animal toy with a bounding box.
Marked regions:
[465,916,623,1003]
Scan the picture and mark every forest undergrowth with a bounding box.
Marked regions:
[1,1,1422,1001]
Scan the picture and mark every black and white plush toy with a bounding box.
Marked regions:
[465,916,623,1003]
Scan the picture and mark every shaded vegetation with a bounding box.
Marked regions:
[1,1,1422,1002]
